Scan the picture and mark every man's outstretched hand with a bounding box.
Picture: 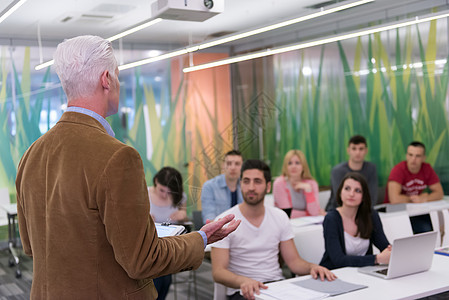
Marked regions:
[200,214,240,244]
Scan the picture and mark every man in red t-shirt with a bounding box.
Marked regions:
[385,141,444,204]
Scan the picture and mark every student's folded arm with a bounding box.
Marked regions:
[426,182,444,202]
[387,181,410,204]
[305,180,320,216]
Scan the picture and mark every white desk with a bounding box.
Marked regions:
[405,197,449,217]
[376,196,449,217]
[1,203,18,215]
[290,216,324,228]
[256,254,449,300]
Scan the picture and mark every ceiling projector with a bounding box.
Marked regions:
[151,0,224,22]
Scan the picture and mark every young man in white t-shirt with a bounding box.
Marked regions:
[211,159,336,300]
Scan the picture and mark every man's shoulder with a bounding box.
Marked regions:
[265,206,290,221]
[331,162,349,174]
[215,205,240,221]
[202,174,225,187]
[421,162,435,172]
[363,161,377,169]
[390,161,407,173]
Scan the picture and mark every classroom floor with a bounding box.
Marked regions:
[0,245,448,300]
[0,243,214,300]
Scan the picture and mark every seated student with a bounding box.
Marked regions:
[385,141,444,233]
[385,141,443,204]
[201,150,244,224]
[212,159,335,300]
[149,166,187,224]
[326,135,378,211]
[273,149,323,218]
[148,166,187,300]
[320,172,391,270]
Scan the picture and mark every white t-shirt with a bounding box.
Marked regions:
[212,205,294,295]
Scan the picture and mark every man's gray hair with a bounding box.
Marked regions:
[53,35,118,100]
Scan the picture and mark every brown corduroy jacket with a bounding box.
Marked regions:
[16,112,204,299]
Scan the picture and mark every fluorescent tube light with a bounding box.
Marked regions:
[0,0,28,24]
[196,0,374,50]
[107,18,162,42]
[34,18,162,71]
[35,59,54,71]
[183,11,449,73]
[119,49,189,71]
[117,0,374,70]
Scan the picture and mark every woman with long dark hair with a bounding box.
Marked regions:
[149,166,187,300]
[320,172,391,269]
[148,166,187,223]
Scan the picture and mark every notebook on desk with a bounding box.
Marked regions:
[358,231,438,279]
[155,223,186,237]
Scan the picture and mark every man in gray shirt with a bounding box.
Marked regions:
[325,135,378,211]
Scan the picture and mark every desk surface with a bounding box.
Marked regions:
[256,254,449,300]
[0,203,17,215]
[405,198,449,217]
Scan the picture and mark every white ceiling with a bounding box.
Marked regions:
[0,0,448,53]
[0,0,327,46]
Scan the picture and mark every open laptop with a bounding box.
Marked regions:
[358,231,438,279]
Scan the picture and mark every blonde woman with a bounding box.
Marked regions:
[273,150,323,218]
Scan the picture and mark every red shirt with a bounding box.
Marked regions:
[384,161,440,203]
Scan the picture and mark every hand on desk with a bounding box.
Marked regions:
[410,193,428,203]
[310,264,337,281]
[240,277,267,300]
[201,214,241,244]
[376,245,392,264]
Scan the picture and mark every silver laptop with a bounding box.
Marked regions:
[358,231,438,279]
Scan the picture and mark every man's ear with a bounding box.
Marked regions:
[101,70,110,90]
[266,182,272,193]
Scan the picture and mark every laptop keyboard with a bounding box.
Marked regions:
[376,268,388,275]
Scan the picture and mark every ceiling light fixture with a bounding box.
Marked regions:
[106,18,162,42]
[34,18,163,71]
[119,49,189,71]
[0,0,28,24]
[118,0,374,71]
[194,0,374,51]
[183,11,449,73]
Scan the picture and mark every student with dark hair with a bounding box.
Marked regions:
[212,159,335,300]
[385,141,444,234]
[385,141,443,204]
[201,150,244,223]
[149,167,188,300]
[320,172,391,270]
[149,166,187,224]
[326,135,378,211]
